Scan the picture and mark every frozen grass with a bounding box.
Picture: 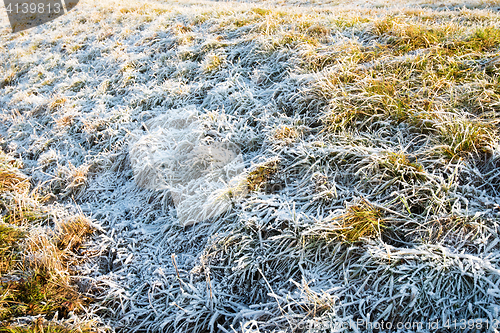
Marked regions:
[1,0,500,331]
[0,151,100,331]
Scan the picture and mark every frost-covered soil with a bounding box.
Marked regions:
[2,0,500,331]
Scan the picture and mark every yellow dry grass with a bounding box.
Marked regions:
[0,150,95,329]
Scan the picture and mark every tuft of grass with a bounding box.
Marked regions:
[1,200,46,226]
[373,18,457,52]
[173,23,192,34]
[271,125,300,144]
[53,162,89,198]
[334,200,385,243]
[201,53,224,73]
[461,26,500,52]
[323,104,384,131]
[0,70,17,89]
[251,8,272,17]
[274,33,307,48]
[305,24,330,38]
[393,25,451,53]
[55,215,93,251]
[0,156,29,195]
[408,215,477,245]
[48,97,67,112]
[374,19,500,54]
[0,224,24,274]
[55,114,74,128]
[378,152,426,182]
[0,321,94,333]
[0,152,46,226]
[435,118,497,159]
[0,268,82,321]
[0,150,94,329]
[246,160,280,192]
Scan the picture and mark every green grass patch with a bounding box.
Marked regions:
[435,118,497,159]
[0,323,92,333]
[0,150,93,328]
[373,17,500,54]
[378,152,426,182]
[459,26,500,52]
[0,224,24,274]
[334,200,385,243]
[0,268,83,321]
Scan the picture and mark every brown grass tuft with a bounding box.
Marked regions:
[55,215,93,251]
[0,157,29,195]
[272,125,300,144]
[246,160,280,192]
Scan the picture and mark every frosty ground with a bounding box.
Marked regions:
[1,0,500,332]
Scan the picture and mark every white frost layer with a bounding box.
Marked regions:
[129,106,247,226]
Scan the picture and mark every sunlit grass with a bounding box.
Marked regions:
[435,117,497,159]
[0,150,94,329]
[1,0,500,331]
[334,200,385,243]
[378,152,426,182]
